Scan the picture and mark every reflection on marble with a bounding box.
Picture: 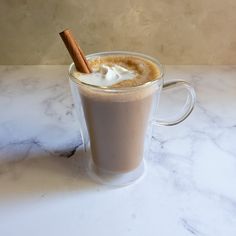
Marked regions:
[0,65,236,235]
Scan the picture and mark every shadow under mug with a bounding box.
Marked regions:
[69,51,196,187]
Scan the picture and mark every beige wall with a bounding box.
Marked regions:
[0,0,236,65]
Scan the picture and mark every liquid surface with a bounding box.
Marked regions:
[71,55,161,88]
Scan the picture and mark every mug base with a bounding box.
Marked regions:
[87,158,146,187]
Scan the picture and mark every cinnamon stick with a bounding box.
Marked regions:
[76,41,92,73]
[59,29,92,73]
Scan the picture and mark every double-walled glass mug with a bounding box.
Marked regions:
[69,51,196,187]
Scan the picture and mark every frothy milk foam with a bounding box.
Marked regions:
[72,55,160,88]
[73,64,136,87]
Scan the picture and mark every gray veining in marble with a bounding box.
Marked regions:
[0,65,236,235]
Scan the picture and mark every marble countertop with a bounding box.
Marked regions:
[0,65,236,236]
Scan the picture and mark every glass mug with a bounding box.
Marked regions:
[69,51,196,187]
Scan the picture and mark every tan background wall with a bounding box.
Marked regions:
[0,0,236,65]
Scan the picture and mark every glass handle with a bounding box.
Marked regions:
[154,80,196,126]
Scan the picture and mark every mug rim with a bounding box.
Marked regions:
[68,51,164,92]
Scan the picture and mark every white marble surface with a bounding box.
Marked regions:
[0,65,236,236]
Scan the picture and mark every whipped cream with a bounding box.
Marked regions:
[73,64,136,87]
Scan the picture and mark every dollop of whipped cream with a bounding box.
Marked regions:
[74,64,136,87]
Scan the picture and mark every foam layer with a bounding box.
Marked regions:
[73,64,136,87]
[72,55,161,88]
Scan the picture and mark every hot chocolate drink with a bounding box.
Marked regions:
[70,54,161,173]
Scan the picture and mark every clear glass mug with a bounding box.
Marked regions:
[69,51,196,187]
